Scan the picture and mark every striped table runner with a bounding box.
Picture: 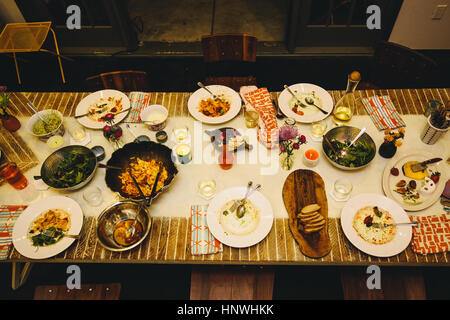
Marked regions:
[191,205,222,255]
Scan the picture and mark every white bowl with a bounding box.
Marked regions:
[26,109,64,140]
[140,104,168,131]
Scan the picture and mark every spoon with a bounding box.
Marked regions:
[197,82,221,101]
[236,184,261,218]
[229,181,253,213]
[304,97,328,115]
[372,221,419,229]
[339,127,367,158]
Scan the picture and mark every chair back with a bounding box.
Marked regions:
[370,41,438,88]
[201,33,257,63]
[85,70,149,91]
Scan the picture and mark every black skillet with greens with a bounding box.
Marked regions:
[45,150,96,188]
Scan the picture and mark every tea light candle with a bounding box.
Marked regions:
[303,148,319,167]
[176,144,192,164]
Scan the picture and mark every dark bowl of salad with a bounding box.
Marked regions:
[322,126,376,170]
[38,145,98,190]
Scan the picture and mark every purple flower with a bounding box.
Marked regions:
[103,125,111,133]
[280,145,285,153]
[300,135,306,144]
[279,126,298,141]
[293,143,299,150]
[103,113,114,121]
[114,129,123,138]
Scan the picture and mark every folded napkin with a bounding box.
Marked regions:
[190,205,222,255]
[362,95,406,131]
[0,205,26,260]
[243,88,279,149]
[410,214,450,255]
[239,85,258,112]
[126,92,152,122]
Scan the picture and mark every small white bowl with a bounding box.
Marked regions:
[140,104,168,131]
[26,109,64,140]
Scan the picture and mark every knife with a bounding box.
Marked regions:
[411,158,442,172]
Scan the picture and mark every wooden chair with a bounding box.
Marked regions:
[340,267,426,300]
[34,283,121,300]
[85,70,150,92]
[359,41,438,90]
[190,266,274,300]
[201,33,258,91]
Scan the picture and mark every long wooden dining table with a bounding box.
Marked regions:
[1,88,449,293]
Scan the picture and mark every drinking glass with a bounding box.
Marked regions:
[332,178,353,201]
[173,126,190,143]
[0,162,28,190]
[310,119,328,141]
[68,123,87,142]
[244,109,259,128]
[198,179,216,200]
[83,186,103,206]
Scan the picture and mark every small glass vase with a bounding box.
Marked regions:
[1,115,21,132]
[378,141,397,158]
[107,137,123,150]
[280,152,295,170]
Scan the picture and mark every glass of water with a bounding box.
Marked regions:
[198,179,216,200]
[332,178,352,201]
[83,186,103,206]
[310,119,328,141]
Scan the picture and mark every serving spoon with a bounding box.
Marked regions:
[26,102,51,131]
[284,85,305,109]
[339,127,366,158]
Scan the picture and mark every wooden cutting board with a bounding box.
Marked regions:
[282,169,331,258]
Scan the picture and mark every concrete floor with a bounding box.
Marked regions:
[126,0,288,42]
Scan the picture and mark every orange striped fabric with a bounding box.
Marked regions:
[410,214,450,254]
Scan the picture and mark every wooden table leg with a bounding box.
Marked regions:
[11,262,33,290]
[190,266,274,300]
[340,266,426,300]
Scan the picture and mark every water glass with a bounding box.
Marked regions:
[332,178,353,201]
[198,179,216,200]
[173,126,190,143]
[83,186,103,206]
[68,123,87,142]
[310,119,328,141]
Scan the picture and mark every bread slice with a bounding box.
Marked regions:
[301,204,321,214]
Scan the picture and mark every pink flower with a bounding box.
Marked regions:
[103,125,111,133]
[280,145,285,153]
[300,135,306,144]
[103,113,114,121]
[279,126,298,141]
[293,143,299,149]
[114,129,123,138]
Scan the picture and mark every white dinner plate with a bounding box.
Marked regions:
[188,85,242,124]
[278,83,333,123]
[75,89,130,129]
[340,193,412,258]
[206,186,274,248]
[12,196,84,259]
[382,151,447,211]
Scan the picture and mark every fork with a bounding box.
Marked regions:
[371,221,419,229]
[42,229,80,239]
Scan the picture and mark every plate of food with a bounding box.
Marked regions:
[12,196,84,259]
[75,89,130,129]
[278,83,333,123]
[206,186,274,248]
[382,152,446,211]
[188,85,241,124]
[340,193,412,257]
